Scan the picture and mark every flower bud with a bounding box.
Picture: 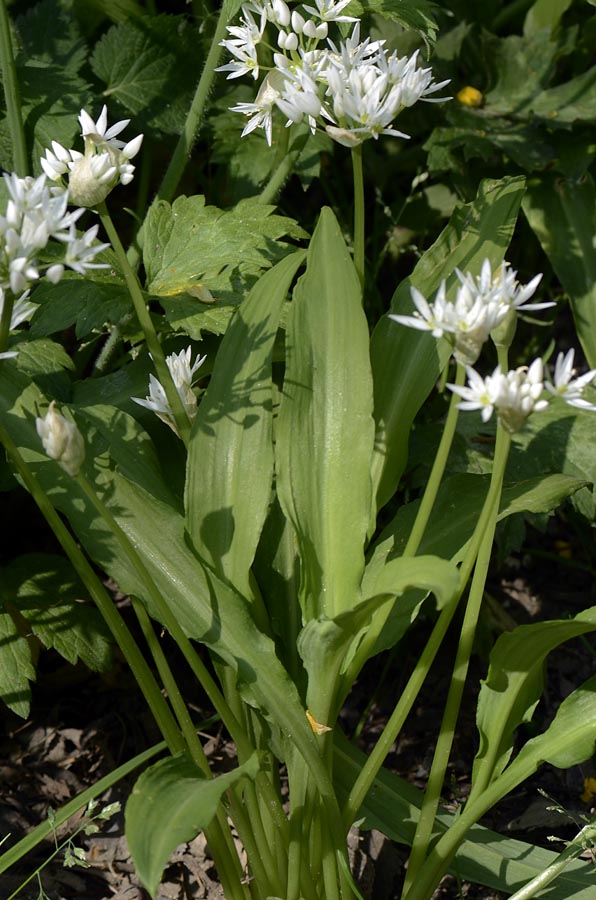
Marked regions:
[36,401,85,476]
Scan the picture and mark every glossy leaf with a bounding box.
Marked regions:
[276,207,375,620]
[523,176,596,366]
[370,176,526,514]
[471,609,596,797]
[299,556,458,719]
[0,609,34,718]
[126,752,259,897]
[524,0,573,35]
[333,735,596,898]
[0,365,324,780]
[143,195,305,338]
[185,251,305,595]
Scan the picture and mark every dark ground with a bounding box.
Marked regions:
[2,513,596,900]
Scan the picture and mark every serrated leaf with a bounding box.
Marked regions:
[126,753,260,897]
[346,0,438,41]
[91,15,203,134]
[30,277,132,340]
[2,554,113,672]
[15,0,87,73]
[0,609,34,717]
[143,195,305,338]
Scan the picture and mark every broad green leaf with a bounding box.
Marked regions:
[0,366,326,782]
[15,0,87,73]
[359,472,585,665]
[143,195,306,338]
[185,251,306,595]
[523,176,596,367]
[91,15,202,134]
[346,0,438,41]
[0,4,92,173]
[483,31,559,116]
[126,753,259,897]
[333,734,596,898]
[299,556,458,720]
[471,609,596,798]
[524,0,573,35]
[0,609,34,717]
[530,67,596,123]
[276,208,375,620]
[1,553,113,673]
[417,676,596,898]
[30,276,131,340]
[369,473,586,570]
[370,176,526,513]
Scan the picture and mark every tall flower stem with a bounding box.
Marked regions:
[351,143,365,288]
[97,201,191,445]
[0,0,27,176]
[74,469,249,754]
[401,423,512,897]
[259,127,309,205]
[403,361,465,556]
[342,399,509,834]
[126,0,231,271]
[0,425,184,755]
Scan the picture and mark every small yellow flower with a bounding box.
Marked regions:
[456,86,483,108]
[580,776,596,804]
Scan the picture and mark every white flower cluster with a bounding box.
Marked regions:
[41,106,143,207]
[217,0,449,146]
[447,350,596,434]
[391,258,596,432]
[132,346,207,436]
[390,260,551,365]
[0,171,108,297]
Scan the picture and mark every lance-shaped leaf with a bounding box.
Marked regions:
[0,367,325,780]
[411,675,596,900]
[276,207,375,619]
[370,176,526,515]
[471,608,596,798]
[126,752,260,897]
[523,176,596,367]
[359,472,585,662]
[185,252,305,596]
[333,734,596,898]
[299,556,458,721]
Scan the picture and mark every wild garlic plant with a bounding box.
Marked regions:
[2,3,596,900]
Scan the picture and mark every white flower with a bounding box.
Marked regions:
[302,0,358,23]
[41,106,143,207]
[546,349,596,411]
[230,70,286,145]
[132,347,207,436]
[0,173,107,293]
[390,260,552,365]
[448,359,549,433]
[0,288,36,329]
[36,401,85,476]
